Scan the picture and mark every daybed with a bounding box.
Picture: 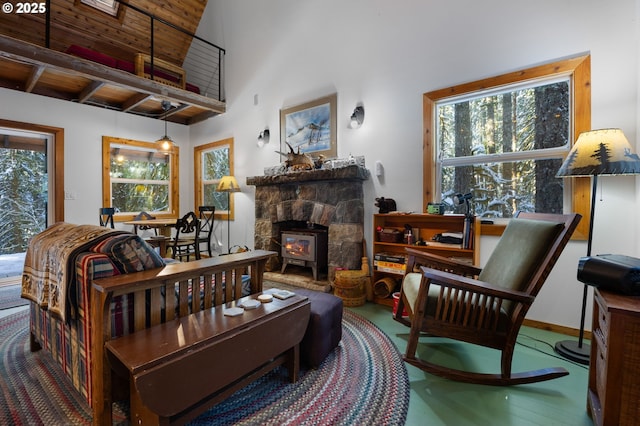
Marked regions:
[66,45,202,94]
[21,222,275,423]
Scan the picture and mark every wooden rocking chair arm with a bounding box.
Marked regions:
[420,266,535,304]
[405,247,482,276]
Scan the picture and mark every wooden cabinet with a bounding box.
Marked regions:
[371,213,480,306]
[587,289,640,426]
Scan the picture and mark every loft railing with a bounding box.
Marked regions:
[38,0,225,102]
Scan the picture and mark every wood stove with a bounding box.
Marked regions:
[281,229,328,281]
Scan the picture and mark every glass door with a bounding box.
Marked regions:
[0,128,51,278]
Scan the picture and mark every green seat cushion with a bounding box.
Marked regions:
[478,218,563,293]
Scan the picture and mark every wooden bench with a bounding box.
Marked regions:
[135,53,187,89]
[90,250,277,425]
[106,291,310,425]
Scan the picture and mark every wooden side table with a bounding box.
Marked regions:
[587,289,640,425]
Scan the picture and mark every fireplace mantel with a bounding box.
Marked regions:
[247,165,369,186]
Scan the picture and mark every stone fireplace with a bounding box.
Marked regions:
[247,165,369,281]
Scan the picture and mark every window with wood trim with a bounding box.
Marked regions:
[102,136,179,220]
[423,55,591,239]
[194,138,235,220]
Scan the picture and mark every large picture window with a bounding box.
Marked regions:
[423,55,591,238]
[194,138,235,220]
[102,136,179,220]
[436,78,570,217]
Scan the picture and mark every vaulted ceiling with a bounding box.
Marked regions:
[0,0,225,125]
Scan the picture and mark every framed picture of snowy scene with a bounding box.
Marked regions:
[280,93,337,159]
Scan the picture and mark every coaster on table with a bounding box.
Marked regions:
[273,289,295,300]
[224,307,244,317]
[258,294,273,303]
[239,299,261,310]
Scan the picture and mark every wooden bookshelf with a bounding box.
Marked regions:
[372,213,480,306]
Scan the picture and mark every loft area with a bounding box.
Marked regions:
[0,0,225,125]
[0,36,225,125]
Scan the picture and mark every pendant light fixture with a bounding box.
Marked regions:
[157,100,173,153]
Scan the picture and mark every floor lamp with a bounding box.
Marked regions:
[555,128,640,364]
[216,175,241,254]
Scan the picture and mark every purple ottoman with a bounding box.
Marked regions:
[294,288,343,368]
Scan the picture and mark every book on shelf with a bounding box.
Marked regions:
[432,231,463,245]
[374,260,406,275]
[426,241,462,249]
[374,252,407,264]
[375,266,406,275]
[374,260,406,270]
[462,216,474,249]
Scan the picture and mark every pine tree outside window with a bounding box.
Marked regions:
[435,77,570,218]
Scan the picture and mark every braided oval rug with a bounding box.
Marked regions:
[0,308,409,425]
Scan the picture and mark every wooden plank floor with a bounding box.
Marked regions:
[349,302,593,426]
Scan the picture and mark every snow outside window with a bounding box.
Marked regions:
[434,77,571,219]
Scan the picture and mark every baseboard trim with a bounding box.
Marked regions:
[523,318,592,341]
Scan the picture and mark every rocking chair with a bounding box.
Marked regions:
[394,212,581,385]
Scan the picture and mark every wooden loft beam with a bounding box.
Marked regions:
[25,64,45,92]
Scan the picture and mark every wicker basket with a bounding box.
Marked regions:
[334,269,368,307]
[373,277,398,299]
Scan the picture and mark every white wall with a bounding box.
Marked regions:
[190,0,640,331]
[2,0,638,331]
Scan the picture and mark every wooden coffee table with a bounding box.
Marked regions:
[105,290,310,425]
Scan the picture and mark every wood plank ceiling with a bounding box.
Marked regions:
[0,0,225,125]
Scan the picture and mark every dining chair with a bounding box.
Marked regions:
[170,211,201,261]
[197,206,215,257]
[394,211,581,385]
[99,207,115,228]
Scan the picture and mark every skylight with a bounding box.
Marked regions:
[81,0,119,16]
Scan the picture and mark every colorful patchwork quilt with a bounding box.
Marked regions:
[21,222,126,321]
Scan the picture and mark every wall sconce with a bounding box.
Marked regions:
[257,128,270,147]
[350,106,364,129]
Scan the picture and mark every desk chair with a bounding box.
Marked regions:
[395,212,581,385]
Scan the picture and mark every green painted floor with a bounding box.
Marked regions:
[348,302,593,426]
